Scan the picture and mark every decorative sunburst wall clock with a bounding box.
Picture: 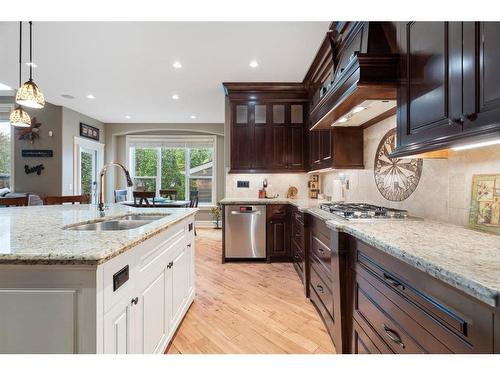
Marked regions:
[374,128,423,201]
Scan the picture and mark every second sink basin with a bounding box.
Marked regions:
[67,219,152,231]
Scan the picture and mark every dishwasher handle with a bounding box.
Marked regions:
[230,210,262,215]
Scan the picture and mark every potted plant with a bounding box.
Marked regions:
[210,202,222,229]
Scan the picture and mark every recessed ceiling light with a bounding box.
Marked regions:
[172,61,182,69]
[61,94,75,99]
[0,82,12,90]
[249,60,259,68]
[190,115,197,119]
[352,106,365,113]
[86,94,95,99]
[25,62,37,68]
[125,115,131,119]
[338,117,349,123]
[172,94,180,100]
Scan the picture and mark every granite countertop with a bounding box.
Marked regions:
[0,204,197,266]
[221,197,500,307]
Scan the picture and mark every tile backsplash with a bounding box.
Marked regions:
[225,173,310,199]
[321,115,500,227]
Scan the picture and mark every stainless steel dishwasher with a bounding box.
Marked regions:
[224,205,266,259]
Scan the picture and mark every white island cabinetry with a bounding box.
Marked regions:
[0,208,196,354]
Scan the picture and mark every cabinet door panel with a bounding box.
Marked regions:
[103,302,133,354]
[253,124,267,169]
[269,126,287,169]
[397,22,463,148]
[140,271,168,354]
[170,248,189,327]
[320,130,332,163]
[288,126,304,170]
[267,220,289,258]
[464,22,500,132]
[231,126,252,169]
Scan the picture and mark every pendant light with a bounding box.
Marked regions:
[15,21,45,109]
[10,22,31,128]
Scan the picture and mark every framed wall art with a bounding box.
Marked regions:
[80,122,100,141]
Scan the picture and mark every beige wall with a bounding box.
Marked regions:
[320,115,500,226]
[103,122,225,223]
[61,107,105,195]
[14,102,64,197]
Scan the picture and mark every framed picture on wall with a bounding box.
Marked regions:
[80,122,100,141]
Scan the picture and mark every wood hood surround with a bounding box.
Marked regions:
[305,22,400,130]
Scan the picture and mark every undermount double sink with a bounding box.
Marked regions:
[65,213,170,231]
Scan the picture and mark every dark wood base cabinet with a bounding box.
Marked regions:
[348,236,496,354]
[267,205,291,262]
[290,206,310,296]
[307,218,350,354]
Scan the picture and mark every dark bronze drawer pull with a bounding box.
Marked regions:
[316,284,324,293]
[383,325,405,348]
[383,273,405,290]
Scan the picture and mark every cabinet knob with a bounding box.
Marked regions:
[462,112,477,122]
[316,284,324,293]
[448,117,463,126]
[131,297,139,305]
[167,261,174,269]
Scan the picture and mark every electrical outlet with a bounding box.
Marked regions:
[237,180,250,188]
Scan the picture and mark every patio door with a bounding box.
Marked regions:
[74,137,104,204]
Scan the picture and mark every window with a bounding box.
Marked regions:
[128,136,216,206]
[0,106,13,189]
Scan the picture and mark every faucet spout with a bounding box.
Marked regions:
[98,162,134,213]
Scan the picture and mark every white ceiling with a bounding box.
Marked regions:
[0,22,328,123]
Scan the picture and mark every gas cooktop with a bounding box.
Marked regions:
[320,202,411,221]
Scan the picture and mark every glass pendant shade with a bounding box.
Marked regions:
[9,106,32,127]
[16,79,45,109]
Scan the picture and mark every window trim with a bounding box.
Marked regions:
[0,104,15,191]
[126,135,217,206]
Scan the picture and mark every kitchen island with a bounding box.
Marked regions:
[0,204,197,354]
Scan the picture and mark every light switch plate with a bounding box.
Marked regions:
[237,180,250,188]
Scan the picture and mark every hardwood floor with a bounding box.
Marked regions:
[166,228,336,354]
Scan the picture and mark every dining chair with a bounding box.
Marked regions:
[0,196,29,207]
[43,195,90,205]
[159,188,177,200]
[114,189,128,203]
[189,190,199,208]
[133,191,156,207]
[189,190,199,236]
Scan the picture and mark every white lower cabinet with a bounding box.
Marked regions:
[102,219,195,354]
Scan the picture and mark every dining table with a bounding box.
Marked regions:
[121,199,191,208]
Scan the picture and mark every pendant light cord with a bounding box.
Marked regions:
[18,21,22,87]
[29,21,33,81]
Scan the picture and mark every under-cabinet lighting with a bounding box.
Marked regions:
[451,139,500,151]
[352,106,365,113]
[337,117,348,123]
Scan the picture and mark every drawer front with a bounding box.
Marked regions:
[311,217,331,246]
[352,318,391,354]
[354,269,452,354]
[311,234,331,277]
[352,238,493,353]
[310,265,334,319]
[268,204,288,220]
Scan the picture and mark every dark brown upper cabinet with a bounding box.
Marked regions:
[392,22,500,157]
[308,127,364,171]
[224,83,309,173]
